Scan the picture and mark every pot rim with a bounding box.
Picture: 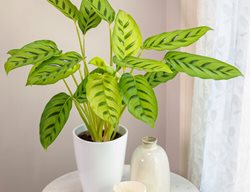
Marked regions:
[73,124,128,145]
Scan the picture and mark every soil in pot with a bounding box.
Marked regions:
[78,131,122,142]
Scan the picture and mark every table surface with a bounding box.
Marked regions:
[42,165,199,192]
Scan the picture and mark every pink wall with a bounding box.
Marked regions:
[166,0,182,174]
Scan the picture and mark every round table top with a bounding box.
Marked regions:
[42,165,199,192]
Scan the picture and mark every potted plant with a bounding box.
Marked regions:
[3,0,242,191]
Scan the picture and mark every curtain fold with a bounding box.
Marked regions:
[188,0,250,191]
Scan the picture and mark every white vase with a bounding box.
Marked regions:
[130,136,170,192]
[73,124,128,192]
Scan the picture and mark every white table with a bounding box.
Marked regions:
[43,165,199,192]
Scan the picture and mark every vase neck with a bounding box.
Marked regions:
[142,136,157,149]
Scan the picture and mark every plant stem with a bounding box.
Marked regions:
[111,124,119,140]
[79,69,84,80]
[106,124,115,141]
[137,48,144,58]
[71,74,79,86]
[98,119,104,139]
[63,79,99,140]
[74,21,89,76]
[63,79,73,96]
[109,23,113,66]
[121,105,127,116]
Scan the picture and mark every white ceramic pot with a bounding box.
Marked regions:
[130,136,170,192]
[73,124,128,192]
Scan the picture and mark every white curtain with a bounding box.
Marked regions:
[188,0,250,192]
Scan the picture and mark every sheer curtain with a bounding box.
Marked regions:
[188,0,250,192]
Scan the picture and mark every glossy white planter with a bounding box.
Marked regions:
[73,124,128,192]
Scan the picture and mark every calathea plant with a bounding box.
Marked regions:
[4,0,242,149]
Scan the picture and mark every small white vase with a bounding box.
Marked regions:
[73,124,128,192]
[130,136,170,192]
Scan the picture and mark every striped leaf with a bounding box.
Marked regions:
[40,92,72,149]
[89,57,114,74]
[143,26,211,51]
[78,0,102,34]
[7,49,20,55]
[73,68,105,103]
[87,0,115,23]
[145,70,178,88]
[47,0,79,21]
[4,40,61,74]
[27,52,81,85]
[165,51,243,80]
[112,10,142,60]
[74,77,87,103]
[119,73,157,127]
[113,56,173,73]
[86,73,122,125]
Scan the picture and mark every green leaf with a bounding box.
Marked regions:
[27,52,81,85]
[87,0,115,23]
[40,92,72,149]
[165,51,243,80]
[7,49,20,55]
[112,10,142,60]
[145,70,178,88]
[119,73,157,127]
[4,40,61,74]
[73,69,102,103]
[89,57,114,74]
[113,56,173,73]
[47,0,79,21]
[143,26,212,51]
[74,78,88,103]
[78,0,102,34]
[73,68,105,103]
[86,73,122,125]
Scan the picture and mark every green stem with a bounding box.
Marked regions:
[109,23,113,66]
[63,79,73,96]
[74,21,89,76]
[63,79,88,124]
[63,79,99,140]
[79,69,84,80]
[111,124,119,140]
[98,119,104,139]
[103,122,109,141]
[121,105,127,116]
[137,48,144,58]
[106,124,114,141]
[71,74,79,86]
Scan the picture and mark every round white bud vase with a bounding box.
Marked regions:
[130,137,170,192]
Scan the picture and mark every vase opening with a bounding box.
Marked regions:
[142,136,157,148]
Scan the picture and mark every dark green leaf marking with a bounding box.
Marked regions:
[143,26,212,51]
[119,73,158,127]
[78,0,102,34]
[165,51,243,80]
[87,0,115,23]
[145,70,178,88]
[4,40,61,74]
[113,56,172,73]
[27,52,81,85]
[40,92,72,149]
[47,0,79,21]
[112,10,142,60]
